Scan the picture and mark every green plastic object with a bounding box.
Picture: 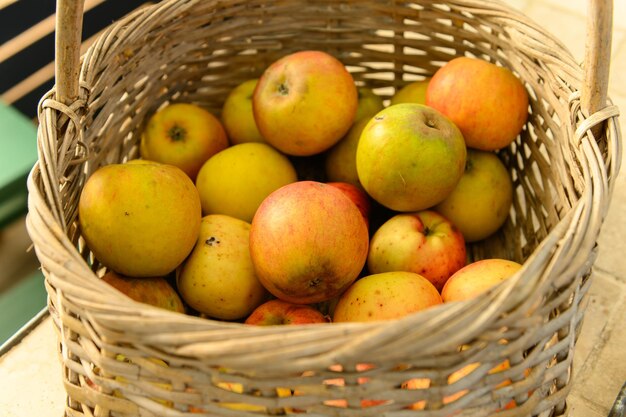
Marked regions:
[0,101,38,228]
[0,270,47,345]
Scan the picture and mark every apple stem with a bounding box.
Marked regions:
[168,125,186,142]
[278,83,289,96]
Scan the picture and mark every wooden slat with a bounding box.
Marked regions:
[0,0,105,64]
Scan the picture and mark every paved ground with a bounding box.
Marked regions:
[0,0,624,416]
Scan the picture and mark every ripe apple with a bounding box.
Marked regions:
[367,210,466,291]
[355,87,384,121]
[426,57,529,151]
[333,271,443,322]
[324,117,369,190]
[250,181,369,304]
[195,142,298,222]
[101,271,185,313]
[221,79,266,144]
[244,299,328,325]
[140,103,229,180]
[435,149,513,242]
[390,78,430,105]
[442,258,523,303]
[177,214,269,320]
[356,103,466,212]
[253,50,358,156]
[327,181,370,228]
[78,160,201,277]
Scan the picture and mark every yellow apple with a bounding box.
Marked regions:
[367,210,466,291]
[78,160,201,277]
[101,271,185,313]
[426,57,529,151]
[355,87,384,121]
[177,214,269,320]
[253,50,358,156]
[333,271,443,322]
[324,117,369,189]
[435,149,513,242]
[250,181,369,304]
[356,103,467,211]
[442,258,523,302]
[140,103,229,180]
[221,79,266,144]
[390,78,430,105]
[195,142,298,223]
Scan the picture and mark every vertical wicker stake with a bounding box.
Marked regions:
[55,0,84,105]
[581,0,612,138]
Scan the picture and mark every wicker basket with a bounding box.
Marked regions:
[26,0,621,416]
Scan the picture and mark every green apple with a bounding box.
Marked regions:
[390,79,430,105]
[435,149,513,242]
[356,103,467,212]
[221,79,266,144]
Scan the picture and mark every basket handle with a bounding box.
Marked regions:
[581,0,613,118]
[55,0,84,105]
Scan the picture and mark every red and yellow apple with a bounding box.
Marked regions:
[78,160,201,277]
[426,57,529,151]
[195,142,298,222]
[177,214,269,320]
[250,181,369,304]
[356,103,466,211]
[140,103,229,180]
[435,149,513,242]
[333,271,443,322]
[442,258,523,303]
[367,210,466,291]
[221,79,266,144]
[253,50,358,156]
[245,299,328,325]
[327,181,370,228]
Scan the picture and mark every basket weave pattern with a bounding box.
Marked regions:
[26,1,621,416]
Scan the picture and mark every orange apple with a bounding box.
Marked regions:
[356,103,466,212]
[253,50,358,156]
[426,57,529,151]
[367,210,466,291]
[327,181,370,228]
[101,271,185,313]
[442,258,523,302]
[250,181,369,304]
[244,299,328,325]
[333,271,443,322]
[221,79,266,144]
[435,149,513,242]
[140,103,229,180]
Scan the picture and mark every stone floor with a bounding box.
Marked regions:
[0,0,625,416]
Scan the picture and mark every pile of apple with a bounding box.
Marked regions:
[78,50,529,326]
